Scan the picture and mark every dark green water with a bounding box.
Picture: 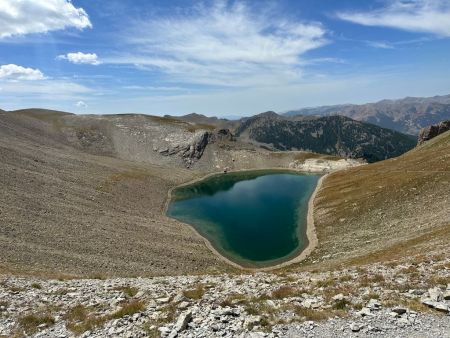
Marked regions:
[167,171,319,267]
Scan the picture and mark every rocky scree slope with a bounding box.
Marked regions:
[235,112,415,162]
[0,251,449,338]
[284,94,450,135]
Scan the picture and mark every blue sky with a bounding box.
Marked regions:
[1,0,450,117]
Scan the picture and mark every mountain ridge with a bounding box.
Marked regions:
[284,94,450,135]
[235,112,416,162]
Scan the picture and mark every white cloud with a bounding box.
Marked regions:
[58,52,101,65]
[0,0,91,39]
[75,100,87,108]
[107,1,328,87]
[337,0,450,37]
[0,64,46,80]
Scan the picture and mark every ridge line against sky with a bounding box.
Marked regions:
[0,0,450,117]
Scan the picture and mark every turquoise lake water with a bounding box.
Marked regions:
[167,171,319,267]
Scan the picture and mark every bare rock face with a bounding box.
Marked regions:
[418,120,450,145]
[181,131,211,166]
[158,128,234,167]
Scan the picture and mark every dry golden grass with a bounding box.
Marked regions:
[292,306,346,322]
[18,313,55,334]
[183,285,205,300]
[271,286,298,299]
[309,130,450,270]
[64,304,88,323]
[30,283,41,289]
[113,286,139,297]
[66,301,145,335]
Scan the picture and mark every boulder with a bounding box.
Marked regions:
[428,287,443,302]
[349,322,361,332]
[434,303,449,313]
[392,307,407,315]
[443,291,450,300]
[168,311,192,338]
[367,298,381,310]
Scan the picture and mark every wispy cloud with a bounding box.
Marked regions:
[0,64,46,80]
[0,79,91,96]
[58,52,101,65]
[106,1,328,87]
[365,41,394,49]
[0,0,91,39]
[337,0,450,37]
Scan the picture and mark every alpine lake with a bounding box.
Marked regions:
[167,170,320,268]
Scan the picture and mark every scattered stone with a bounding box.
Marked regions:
[367,298,382,310]
[392,307,407,315]
[168,310,192,337]
[157,297,171,304]
[1,255,450,338]
[356,307,372,317]
[245,315,262,327]
[349,322,361,332]
[332,293,345,301]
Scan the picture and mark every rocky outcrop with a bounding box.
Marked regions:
[156,129,234,167]
[418,120,450,145]
[210,128,234,142]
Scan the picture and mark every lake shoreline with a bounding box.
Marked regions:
[163,168,328,271]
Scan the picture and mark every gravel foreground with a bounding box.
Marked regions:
[1,255,449,338]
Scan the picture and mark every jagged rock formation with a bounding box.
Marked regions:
[284,94,450,135]
[418,120,450,145]
[156,129,234,167]
[236,112,416,162]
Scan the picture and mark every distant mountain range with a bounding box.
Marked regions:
[284,94,450,135]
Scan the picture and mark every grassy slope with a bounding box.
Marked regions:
[304,130,450,269]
